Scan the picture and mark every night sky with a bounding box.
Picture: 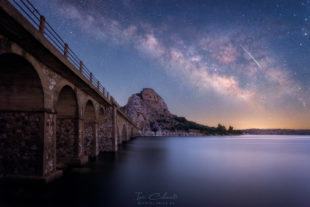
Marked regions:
[29,0,310,129]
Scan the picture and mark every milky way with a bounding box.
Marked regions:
[28,0,310,129]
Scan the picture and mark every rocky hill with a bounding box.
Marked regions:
[122,88,240,136]
[122,88,175,135]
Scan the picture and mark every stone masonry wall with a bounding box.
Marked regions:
[84,122,95,156]
[44,113,56,175]
[98,107,113,152]
[0,112,43,176]
[56,118,78,167]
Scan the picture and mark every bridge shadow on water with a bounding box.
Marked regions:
[0,138,165,207]
[0,144,132,207]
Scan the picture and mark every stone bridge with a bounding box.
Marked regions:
[0,0,139,182]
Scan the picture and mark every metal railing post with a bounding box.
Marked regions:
[97,81,100,89]
[39,15,45,34]
[90,72,93,83]
[64,43,68,58]
[79,61,83,73]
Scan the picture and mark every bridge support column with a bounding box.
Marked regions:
[76,119,88,165]
[42,112,63,182]
[0,111,62,183]
[112,105,118,152]
[93,122,99,157]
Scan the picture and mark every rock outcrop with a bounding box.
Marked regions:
[122,88,203,136]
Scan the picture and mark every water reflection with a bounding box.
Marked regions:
[1,135,310,207]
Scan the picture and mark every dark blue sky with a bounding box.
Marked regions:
[28,0,310,129]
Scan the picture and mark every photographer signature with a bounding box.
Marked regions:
[135,192,178,201]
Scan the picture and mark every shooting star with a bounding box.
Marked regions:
[240,45,262,69]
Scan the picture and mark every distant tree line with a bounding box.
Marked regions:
[165,116,242,135]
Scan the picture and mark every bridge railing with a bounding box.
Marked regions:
[8,0,118,106]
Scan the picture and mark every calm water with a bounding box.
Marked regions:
[1,135,310,207]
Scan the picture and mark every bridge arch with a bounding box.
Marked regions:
[55,85,79,168]
[83,100,96,156]
[0,53,44,110]
[0,45,52,105]
[0,53,44,176]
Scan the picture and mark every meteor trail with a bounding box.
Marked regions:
[240,46,262,69]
